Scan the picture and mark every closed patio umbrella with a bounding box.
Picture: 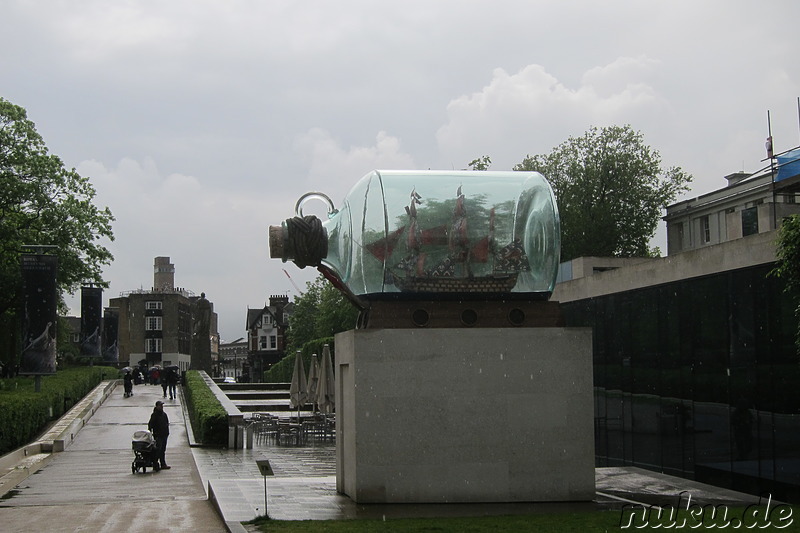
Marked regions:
[307,353,320,411]
[289,350,308,417]
[317,344,335,414]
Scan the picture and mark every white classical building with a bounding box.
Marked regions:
[663,149,800,255]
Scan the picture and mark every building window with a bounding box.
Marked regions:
[263,314,272,325]
[146,316,163,331]
[270,335,277,349]
[701,216,710,243]
[283,312,289,324]
[146,338,162,353]
[260,336,267,349]
[146,301,163,310]
[742,207,759,236]
[674,223,684,252]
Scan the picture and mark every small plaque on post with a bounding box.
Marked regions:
[256,459,274,476]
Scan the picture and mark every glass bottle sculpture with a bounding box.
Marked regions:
[270,170,560,300]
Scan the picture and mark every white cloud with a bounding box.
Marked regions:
[580,56,662,98]
[294,128,417,203]
[70,156,305,341]
[436,60,669,170]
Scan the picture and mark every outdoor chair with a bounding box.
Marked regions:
[276,421,302,446]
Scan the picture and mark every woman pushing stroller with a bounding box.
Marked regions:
[148,400,171,470]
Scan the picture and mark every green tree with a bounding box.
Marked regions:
[514,125,691,261]
[286,278,323,355]
[468,155,492,171]
[772,214,800,351]
[0,97,114,370]
[286,274,358,354]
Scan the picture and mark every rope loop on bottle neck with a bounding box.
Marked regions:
[285,215,327,268]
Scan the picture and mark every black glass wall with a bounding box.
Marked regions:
[562,263,800,502]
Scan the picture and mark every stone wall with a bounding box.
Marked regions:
[335,327,595,503]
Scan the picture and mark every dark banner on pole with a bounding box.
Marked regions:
[20,254,58,375]
[81,286,103,358]
[103,307,119,362]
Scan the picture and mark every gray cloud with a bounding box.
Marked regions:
[4,0,798,339]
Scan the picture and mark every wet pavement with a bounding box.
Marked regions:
[0,381,225,533]
[0,380,769,532]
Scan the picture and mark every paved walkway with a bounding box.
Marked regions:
[0,381,224,533]
[0,380,769,532]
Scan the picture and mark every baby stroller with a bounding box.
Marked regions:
[131,430,160,473]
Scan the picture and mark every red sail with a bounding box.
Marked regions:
[471,236,490,263]
[365,226,405,263]
[421,225,448,246]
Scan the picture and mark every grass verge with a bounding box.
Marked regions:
[248,504,800,532]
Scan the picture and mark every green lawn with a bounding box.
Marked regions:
[250,512,620,532]
[249,505,800,532]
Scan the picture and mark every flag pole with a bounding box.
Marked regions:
[767,110,777,231]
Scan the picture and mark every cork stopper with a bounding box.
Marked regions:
[268,216,327,268]
[268,225,286,259]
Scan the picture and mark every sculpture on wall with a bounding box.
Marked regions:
[192,292,212,373]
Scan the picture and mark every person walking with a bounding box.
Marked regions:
[123,370,133,397]
[167,367,179,400]
[147,400,171,470]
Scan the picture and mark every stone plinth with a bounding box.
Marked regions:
[335,327,595,503]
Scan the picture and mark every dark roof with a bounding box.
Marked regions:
[246,308,265,330]
[246,303,294,331]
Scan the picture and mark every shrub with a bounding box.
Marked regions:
[0,366,116,455]
[263,337,334,383]
[183,370,228,447]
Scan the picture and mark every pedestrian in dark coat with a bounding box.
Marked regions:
[167,367,179,400]
[123,370,133,397]
[148,400,171,469]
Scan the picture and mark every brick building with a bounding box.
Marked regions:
[110,257,219,371]
[246,295,292,381]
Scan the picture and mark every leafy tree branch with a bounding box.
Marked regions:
[514,125,691,261]
[0,97,114,368]
[772,214,800,352]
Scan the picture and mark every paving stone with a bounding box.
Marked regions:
[1,379,769,530]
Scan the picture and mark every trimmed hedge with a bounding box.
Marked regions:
[262,336,334,383]
[0,366,116,456]
[183,370,228,447]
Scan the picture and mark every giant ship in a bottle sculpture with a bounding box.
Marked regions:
[270,170,560,326]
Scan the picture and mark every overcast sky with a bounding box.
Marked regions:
[3,1,799,341]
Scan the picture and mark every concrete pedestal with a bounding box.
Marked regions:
[335,327,594,503]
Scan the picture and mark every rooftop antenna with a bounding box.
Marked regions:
[767,110,777,230]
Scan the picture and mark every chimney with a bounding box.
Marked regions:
[154,257,175,291]
[269,294,289,306]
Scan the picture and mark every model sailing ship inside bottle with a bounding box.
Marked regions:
[269,170,560,300]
